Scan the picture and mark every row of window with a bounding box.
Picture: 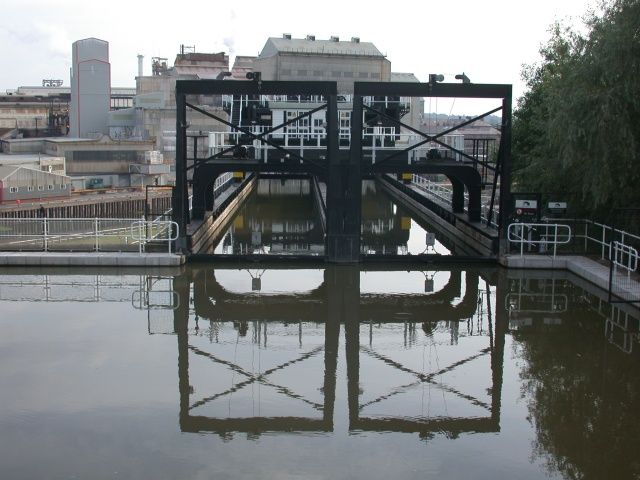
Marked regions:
[281,69,380,79]
[8,184,68,193]
[111,98,133,109]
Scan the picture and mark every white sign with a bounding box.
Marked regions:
[515,200,538,209]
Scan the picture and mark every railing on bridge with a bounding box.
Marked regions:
[411,175,499,228]
[0,218,179,253]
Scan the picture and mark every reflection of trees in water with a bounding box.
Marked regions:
[514,303,640,480]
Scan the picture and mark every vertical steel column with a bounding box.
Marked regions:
[173,91,189,251]
[174,270,191,432]
[498,89,513,254]
[326,93,343,261]
[326,93,362,263]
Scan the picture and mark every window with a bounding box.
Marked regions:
[9,187,18,193]
[61,184,67,190]
[332,71,341,78]
[297,69,307,76]
[344,71,354,78]
[370,72,380,79]
[359,72,369,78]
[313,70,323,77]
[48,185,54,190]
[27,186,33,192]
[38,185,44,191]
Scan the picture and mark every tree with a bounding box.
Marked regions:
[513,0,640,220]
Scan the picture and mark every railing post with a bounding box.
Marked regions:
[94,217,99,252]
[139,219,143,255]
[602,226,606,260]
[584,222,588,253]
[43,217,48,252]
[553,224,558,258]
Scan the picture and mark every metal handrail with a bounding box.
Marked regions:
[611,241,638,274]
[131,220,179,254]
[508,223,572,257]
[411,174,499,228]
[0,217,179,254]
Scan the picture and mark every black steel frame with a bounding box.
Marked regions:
[173,79,513,260]
[351,81,512,243]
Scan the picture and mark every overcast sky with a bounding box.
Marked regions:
[1,0,595,114]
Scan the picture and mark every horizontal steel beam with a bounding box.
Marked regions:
[354,81,512,99]
[176,79,337,96]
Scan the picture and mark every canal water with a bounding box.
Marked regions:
[210,178,457,256]
[0,265,639,479]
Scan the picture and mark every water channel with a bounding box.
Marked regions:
[1,179,639,479]
[209,178,457,256]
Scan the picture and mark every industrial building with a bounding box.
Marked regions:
[69,38,111,138]
[0,165,71,203]
[253,35,391,93]
[0,135,168,189]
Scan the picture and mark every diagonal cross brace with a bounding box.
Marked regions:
[359,346,492,410]
[186,102,327,171]
[188,344,324,411]
[362,104,502,168]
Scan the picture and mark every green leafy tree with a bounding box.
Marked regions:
[513,0,640,220]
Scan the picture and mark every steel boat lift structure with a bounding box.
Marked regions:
[172,78,512,262]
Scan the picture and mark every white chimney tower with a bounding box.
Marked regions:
[137,54,144,77]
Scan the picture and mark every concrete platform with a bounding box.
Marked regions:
[0,252,185,267]
[501,254,640,300]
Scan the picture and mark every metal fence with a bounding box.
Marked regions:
[507,223,572,257]
[608,209,640,304]
[0,217,178,253]
[411,175,499,228]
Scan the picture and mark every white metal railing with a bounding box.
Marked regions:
[551,217,640,262]
[0,218,178,254]
[508,223,572,257]
[611,241,638,274]
[411,174,499,228]
[213,171,234,196]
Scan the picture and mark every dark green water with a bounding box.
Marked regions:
[0,266,638,480]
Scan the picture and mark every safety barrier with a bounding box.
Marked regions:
[411,175,499,228]
[507,223,572,257]
[0,217,179,254]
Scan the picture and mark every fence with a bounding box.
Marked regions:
[0,217,178,253]
[507,223,572,257]
[411,175,499,228]
[607,209,640,304]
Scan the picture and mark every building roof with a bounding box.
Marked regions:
[0,165,70,181]
[0,153,59,165]
[0,166,20,180]
[391,72,420,83]
[259,37,385,58]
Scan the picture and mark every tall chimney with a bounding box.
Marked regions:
[137,54,144,77]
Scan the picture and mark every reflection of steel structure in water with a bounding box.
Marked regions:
[360,181,411,254]
[192,268,482,324]
[169,267,507,437]
[218,179,325,254]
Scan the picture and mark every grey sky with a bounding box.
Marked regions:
[1,0,595,113]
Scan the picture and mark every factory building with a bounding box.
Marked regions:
[253,35,391,93]
[1,135,168,189]
[0,166,71,204]
[69,38,111,138]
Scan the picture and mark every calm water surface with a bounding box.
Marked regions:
[211,178,458,256]
[1,265,639,480]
